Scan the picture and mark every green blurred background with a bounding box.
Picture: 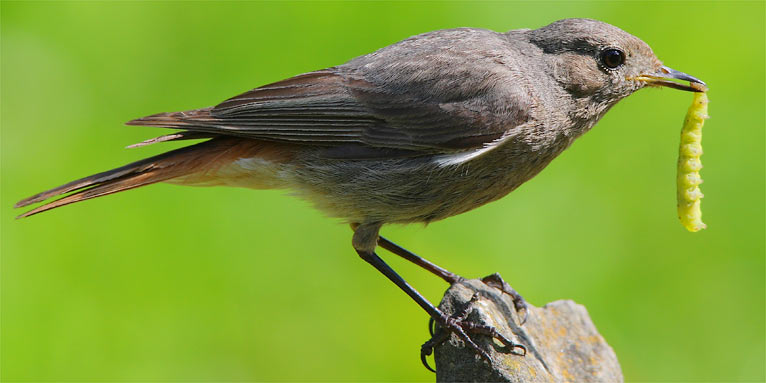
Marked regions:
[2,1,763,381]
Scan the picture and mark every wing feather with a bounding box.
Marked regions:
[127,29,531,156]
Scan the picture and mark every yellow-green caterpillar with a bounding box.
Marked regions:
[677,91,708,232]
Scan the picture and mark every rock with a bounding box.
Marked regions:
[433,277,623,382]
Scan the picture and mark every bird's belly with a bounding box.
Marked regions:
[194,142,561,225]
[284,152,545,224]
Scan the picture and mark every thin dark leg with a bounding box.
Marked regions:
[350,224,460,284]
[355,249,441,318]
[355,249,491,366]
[376,235,528,324]
[351,223,526,372]
[377,235,460,284]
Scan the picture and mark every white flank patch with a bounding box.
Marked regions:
[432,132,515,167]
[213,157,290,189]
[234,157,274,171]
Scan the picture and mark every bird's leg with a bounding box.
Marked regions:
[376,235,461,284]
[375,233,528,324]
[352,223,526,372]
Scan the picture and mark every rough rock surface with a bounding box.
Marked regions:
[433,278,623,382]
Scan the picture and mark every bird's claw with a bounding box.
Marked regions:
[481,273,529,325]
[420,292,525,372]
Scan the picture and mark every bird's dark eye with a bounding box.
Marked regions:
[601,48,625,69]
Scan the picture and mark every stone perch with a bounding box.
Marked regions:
[433,277,623,382]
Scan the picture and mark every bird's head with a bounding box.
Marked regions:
[526,18,706,104]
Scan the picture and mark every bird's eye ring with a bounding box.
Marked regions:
[600,48,625,70]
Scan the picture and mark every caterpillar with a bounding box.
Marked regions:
[677,90,708,232]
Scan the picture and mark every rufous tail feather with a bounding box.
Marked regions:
[15,137,261,218]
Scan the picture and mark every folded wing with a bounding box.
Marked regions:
[128,29,529,156]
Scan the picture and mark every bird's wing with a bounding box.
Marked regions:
[128,30,531,157]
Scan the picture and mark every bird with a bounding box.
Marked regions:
[15,18,705,370]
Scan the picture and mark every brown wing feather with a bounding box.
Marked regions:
[127,29,530,154]
[127,73,518,152]
[126,72,385,147]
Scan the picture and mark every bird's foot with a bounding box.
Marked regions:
[481,272,529,325]
[420,292,526,372]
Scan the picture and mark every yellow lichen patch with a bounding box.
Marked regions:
[677,91,709,232]
[585,334,605,344]
[561,367,575,382]
[502,357,523,372]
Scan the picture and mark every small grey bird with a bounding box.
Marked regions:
[16,18,705,369]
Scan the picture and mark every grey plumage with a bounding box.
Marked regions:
[17,18,698,239]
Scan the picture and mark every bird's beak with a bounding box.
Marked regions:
[636,66,707,92]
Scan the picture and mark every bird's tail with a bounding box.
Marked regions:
[14,137,266,219]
